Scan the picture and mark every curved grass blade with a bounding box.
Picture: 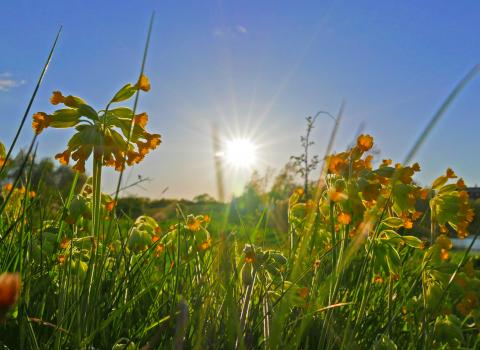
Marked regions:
[403,64,480,165]
[0,27,62,177]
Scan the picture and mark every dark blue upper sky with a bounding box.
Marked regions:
[1,1,479,198]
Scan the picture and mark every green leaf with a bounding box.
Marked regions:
[374,166,395,178]
[432,175,448,190]
[49,109,81,128]
[385,244,401,273]
[402,235,423,249]
[0,141,5,159]
[382,217,404,228]
[78,104,98,121]
[109,107,134,119]
[111,84,137,103]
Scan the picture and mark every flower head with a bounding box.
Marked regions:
[0,273,21,315]
[136,74,151,92]
[357,134,374,152]
[32,112,51,134]
[50,91,65,105]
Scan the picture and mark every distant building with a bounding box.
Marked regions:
[467,187,480,200]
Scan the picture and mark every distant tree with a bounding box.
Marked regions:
[269,161,298,201]
[290,115,319,197]
[2,151,86,198]
[193,193,216,203]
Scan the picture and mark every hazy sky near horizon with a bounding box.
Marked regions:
[1,1,479,199]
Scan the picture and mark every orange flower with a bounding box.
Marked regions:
[419,188,429,200]
[404,219,413,229]
[134,113,148,128]
[58,255,66,264]
[198,240,211,251]
[446,168,457,179]
[327,154,346,174]
[60,238,70,249]
[186,215,201,232]
[50,91,65,105]
[136,74,151,92]
[328,189,346,202]
[382,159,392,166]
[145,133,161,149]
[245,255,255,264]
[0,273,21,314]
[32,112,51,135]
[72,159,86,173]
[338,212,351,225]
[29,191,36,198]
[440,249,449,261]
[357,134,373,152]
[105,200,116,212]
[3,183,13,191]
[55,150,71,165]
[457,178,466,188]
[373,274,384,284]
[412,162,421,172]
[412,211,423,221]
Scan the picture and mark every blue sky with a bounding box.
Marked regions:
[0,1,479,199]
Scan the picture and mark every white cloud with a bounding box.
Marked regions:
[236,25,247,34]
[213,25,248,39]
[0,72,26,92]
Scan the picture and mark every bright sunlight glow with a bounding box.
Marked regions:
[224,138,257,169]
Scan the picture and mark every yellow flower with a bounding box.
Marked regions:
[186,215,201,231]
[3,183,13,191]
[32,112,51,135]
[0,273,21,313]
[327,154,347,175]
[198,240,211,251]
[55,150,71,165]
[446,168,457,179]
[440,249,450,261]
[412,162,421,172]
[136,74,151,92]
[105,200,116,212]
[58,255,66,265]
[134,112,148,128]
[60,238,70,249]
[337,212,351,225]
[373,274,384,284]
[382,159,392,166]
[50,91,65,105]
[357,134,374,152]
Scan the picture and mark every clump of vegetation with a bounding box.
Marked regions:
[1,23,480,350]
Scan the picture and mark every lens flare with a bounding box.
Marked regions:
[224,138,257,169]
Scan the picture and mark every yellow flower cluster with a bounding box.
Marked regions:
[32,74,161,173]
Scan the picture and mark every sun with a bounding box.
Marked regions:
[224,138,257,169]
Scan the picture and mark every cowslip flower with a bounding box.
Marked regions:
[357,134,373,152]
[32,74,161,173]
[0,273,21,317]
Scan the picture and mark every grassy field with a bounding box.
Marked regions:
[1,23,480,350]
